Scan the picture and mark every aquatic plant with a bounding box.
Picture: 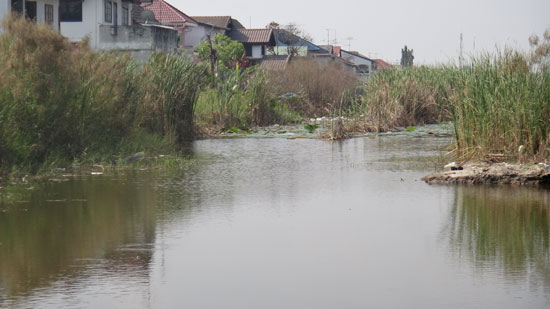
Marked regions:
[361,45,550,161]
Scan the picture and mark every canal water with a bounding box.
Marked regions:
[1,136,549,308]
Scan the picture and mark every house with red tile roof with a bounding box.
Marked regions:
[57,0,179,60]
[141,0,197,48]
[373,58,392,70]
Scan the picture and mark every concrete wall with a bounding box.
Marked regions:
[98,23,178,57]
[185,24,224,49]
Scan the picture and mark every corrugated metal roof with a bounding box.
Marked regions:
[343,50,374,62]
[230,29,274,44]
[259,55,291,71]
[141,0,197,26]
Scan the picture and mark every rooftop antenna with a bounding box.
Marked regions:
[325,28,331,47]
[249,16,252,28]
[345,37,354,50]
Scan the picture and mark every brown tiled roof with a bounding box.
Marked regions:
[373,59,391,69]
[191,16,231,29]
[141,0,197,26]
[259,55,291,71]
[230,29,274,44]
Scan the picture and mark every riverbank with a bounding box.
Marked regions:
[422,162,550,186]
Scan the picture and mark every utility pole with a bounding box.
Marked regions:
[459,33,464,68]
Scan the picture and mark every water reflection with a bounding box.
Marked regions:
[446,186,550,288]
[0,172,159,306]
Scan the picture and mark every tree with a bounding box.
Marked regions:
[529,28,550,70]
[400,45,414,67]
[267,21,314,57]
[197,33,245,73]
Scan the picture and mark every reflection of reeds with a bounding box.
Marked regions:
[446,186,550,284]
[0,175,158,298]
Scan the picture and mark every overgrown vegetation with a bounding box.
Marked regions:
[193,34,351,131]
[2,14,548,179]
[361,32,550,161]
[0,16,206,177]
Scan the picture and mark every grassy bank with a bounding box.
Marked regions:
[361,50,550,162]
[0,16,206,180]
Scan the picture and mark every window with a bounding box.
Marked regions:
[122,5,128,26]
[25,1,37,21]
[104,0,112,23]
[113,2,117,25]
[45,4,54,25]
[60,0,82,22]
[11,0,23,14]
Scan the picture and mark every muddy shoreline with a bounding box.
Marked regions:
[422,162,550,186]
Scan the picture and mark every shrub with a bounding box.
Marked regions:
[268,58,359,116]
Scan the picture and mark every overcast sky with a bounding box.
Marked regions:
[173,0,550,65]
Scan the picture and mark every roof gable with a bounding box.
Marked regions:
[342,50,373,62]
[273,29,326,52]
[141,0,197,26]
[192,16,231,29]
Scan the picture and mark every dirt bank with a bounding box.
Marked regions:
[422,162,550,186]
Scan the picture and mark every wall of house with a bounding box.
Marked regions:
[341,51,373,72]
[0,0,59,32]
[267,46,308,57]
[185,24,224,49]
[61,0,132,49]
[98,23,178,61]
[35,0,59,31]
[0,1,10,25]
[251,45,262,59]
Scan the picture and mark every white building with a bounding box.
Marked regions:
[59,0,178,60]
[340,49,375,75]
[1,0,60,32]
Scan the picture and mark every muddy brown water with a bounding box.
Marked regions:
[1,136,549,308]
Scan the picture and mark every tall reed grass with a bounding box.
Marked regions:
[0,16,205,175]
[361,50,550,161]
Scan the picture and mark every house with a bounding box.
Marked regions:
[229,28,275,62]
[58,0,179,60]
[186,16,244,49]
[372,58,391,70]
[1,0,60,31]
[339,49,374,75]
[269,29,329,56]
[140,0,197,48]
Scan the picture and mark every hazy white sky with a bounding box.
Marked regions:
[173,0,550,64]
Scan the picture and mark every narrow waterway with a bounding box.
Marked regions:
[1,136,549,308]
